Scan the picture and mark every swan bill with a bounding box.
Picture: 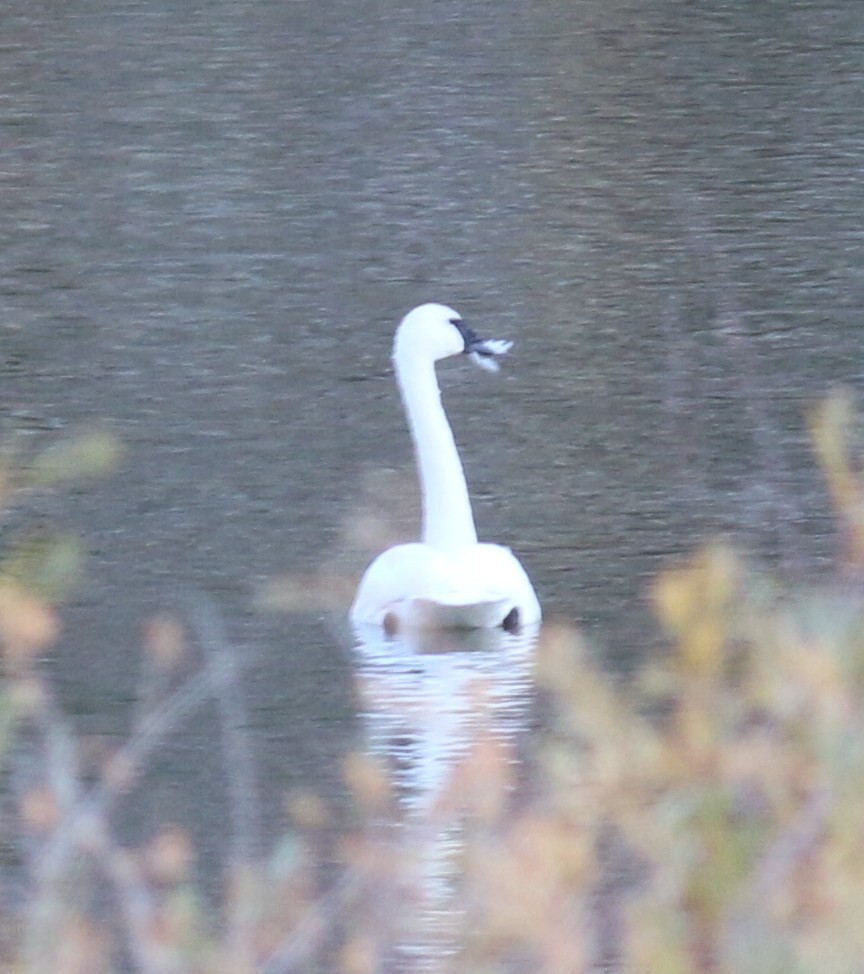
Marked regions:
[449,317,513,372]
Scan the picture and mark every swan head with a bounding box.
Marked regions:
[393,303,513,372]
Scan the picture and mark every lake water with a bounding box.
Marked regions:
[2,0,863,962]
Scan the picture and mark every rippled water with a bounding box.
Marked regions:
[2,0,863,954]
[353,622,538,967]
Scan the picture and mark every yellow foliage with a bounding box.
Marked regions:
[0,582,58,666]
[142,613,187,670]
[652,544,739,679]
[342,752,392,814]
[810,389,864,566]
[144,826,196,885]
[27,430,123,489]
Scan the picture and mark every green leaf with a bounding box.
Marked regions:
[1,532,83,601]
[27,431,123,488]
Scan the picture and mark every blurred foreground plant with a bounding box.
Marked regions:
[445,391,864,974]
[0,431,379,974]
[0,428,122,693]
[4,396,864,974]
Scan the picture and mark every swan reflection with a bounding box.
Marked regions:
[352,622,540,968]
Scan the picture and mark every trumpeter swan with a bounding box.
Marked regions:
[351,303,541,633]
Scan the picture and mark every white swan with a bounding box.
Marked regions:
[351,303,541,633]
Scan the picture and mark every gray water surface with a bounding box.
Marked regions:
[2,0,864,926]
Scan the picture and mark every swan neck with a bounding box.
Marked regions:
[394,351,478,552]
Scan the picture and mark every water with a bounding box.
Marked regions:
[2,0,863,960]
[353,623,538,967]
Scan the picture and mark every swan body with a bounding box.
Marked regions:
[351,303,541,632]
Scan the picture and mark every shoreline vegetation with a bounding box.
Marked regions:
[2,393,864,973]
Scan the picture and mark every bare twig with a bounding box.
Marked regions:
[724,784,832,966]
[751,785,831,903]
[187,594,263,963]
[260,868,365,974]
[88,816,168,974]
[25,629,255,973]
[23,692,84,974]
[676,188,807,567]
[661,290,711,506]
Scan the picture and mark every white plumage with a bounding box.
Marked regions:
[351,303,541,632]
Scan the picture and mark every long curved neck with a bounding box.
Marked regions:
[394,348,478,553]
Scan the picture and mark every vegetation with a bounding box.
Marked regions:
[2,394,864,972]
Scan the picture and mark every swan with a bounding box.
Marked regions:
[351,303,541,633]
